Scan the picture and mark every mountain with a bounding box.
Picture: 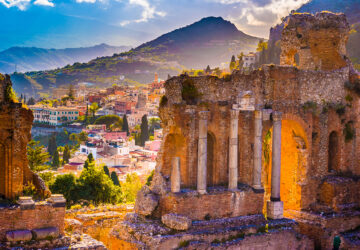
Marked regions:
[297,0,360,24]
[10,17,261,97]
[0,44,131,74]
[130,16,261,68]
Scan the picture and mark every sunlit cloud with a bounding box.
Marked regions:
[120,0,166,26]
[34,0,54,7]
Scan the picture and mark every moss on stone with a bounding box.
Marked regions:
[181,78,200,105]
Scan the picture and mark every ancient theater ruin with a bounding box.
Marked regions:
[114,12,360,249]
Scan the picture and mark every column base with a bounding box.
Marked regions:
[267,201,283,219]
[252,187,265,193]
[197,189,207,195]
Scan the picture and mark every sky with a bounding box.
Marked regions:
[0,0,310,51]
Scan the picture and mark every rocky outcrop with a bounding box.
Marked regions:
[134,185,159,216]
[161,213,192,230]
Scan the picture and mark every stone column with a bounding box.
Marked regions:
[228,109,239,190]
[171,157,181,193]
[253,107,264,191]
[197,111,209,194]
[267,111,283,219]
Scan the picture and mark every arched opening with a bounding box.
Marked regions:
[207,133,215,187]
[328,131,339,172]
[0,143,6,197]
[263,120,308,212]
[161,134,187,185]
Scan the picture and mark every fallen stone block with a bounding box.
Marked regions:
[161,213,192,231]
[32,227,59,240]
[6,230,33,242]
[134,185,159,216]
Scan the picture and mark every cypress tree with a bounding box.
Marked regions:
[103,165,110,177]
[111,171,120,186]
[140,115,149,146]
[48,135,57,156]
[88,153,94,163]
[230,55,236,71]
[63,145,70,164]
[122,114,129,136]
[52,149,60,169]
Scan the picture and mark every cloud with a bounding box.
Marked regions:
[120,0,166,26]
[0,0,31,10]
[76,0,97,3]
[34,0,54,7]
[211,0,309,36]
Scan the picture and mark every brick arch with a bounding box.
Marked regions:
[262,114,310,213]
[161,133,187,184]
[206,131,216,187]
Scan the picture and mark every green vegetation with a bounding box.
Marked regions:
[344,121,355,142]
[181,78,200,105]
[27,140,50,172]
[94,115,123,130]
[122,114,130,136]
[146,170,154,186]
[140,115,150,146]
[5,82,18,103]
[111,171,120,186]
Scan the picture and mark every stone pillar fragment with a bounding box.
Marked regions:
[171,157,181,193]
[267,111,283,219]
[253,107,264,191]
[228,109,239,190]
[197,111,209,194]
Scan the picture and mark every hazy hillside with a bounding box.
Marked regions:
[10,17,261,97]
[0,44,131,74]
[130,16,261,68]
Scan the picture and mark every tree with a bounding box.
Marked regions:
[27,140,50,172]
[68,84,75,100]
[52,149,60,169]
[78,131,88,142]
[229,55,236,71]
[205,65,211,74]
[256,39,268,52]
[122,114,129,136]
[63,145,71,164]
[120,173,142,203]
[69,133,78,144]
[95,115,122,129]
[47,135,57,157]
[103,165,110,177]
[149,118,161,135]
[88,153,94,163]
[27,97,35,105]
[76,162,121,204]
[111,171,120,186]
[50,174,76,205]
[90,102,100,117]
[140,115,149,146]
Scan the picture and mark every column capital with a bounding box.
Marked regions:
[272,111,282,121]
[254,109,263,120]
[230,109,239,119]
[198,111,210,120]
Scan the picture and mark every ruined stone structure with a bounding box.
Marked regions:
[115,12,360,249]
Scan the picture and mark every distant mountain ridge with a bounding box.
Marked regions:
[129,16,261,68]
[10,16,261,97]
[0,44,131,74]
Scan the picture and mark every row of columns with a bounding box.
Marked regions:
[170,109,283,218]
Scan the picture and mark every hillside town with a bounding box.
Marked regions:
[27,73,166,183]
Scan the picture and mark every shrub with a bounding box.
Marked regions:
[344,121,355,142]
[181,78,200,105]
[159,95,168,107]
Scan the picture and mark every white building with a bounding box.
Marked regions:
[243,53,257,68]
[30,106,79,126]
